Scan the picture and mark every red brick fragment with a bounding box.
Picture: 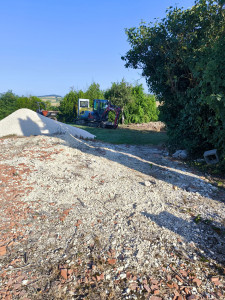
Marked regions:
[108,258,116,265]
[173,282,179,290]
[151,279,158,285]
[180,270,188,277]
[0,246,6,256]
[144,283,151,292]
[151,284,158,290]
[96,273,104,281]
[60,269,68,280]
[167,274,172,281]
[175,275,183,283]
[149,296,162,300]
[167,282,173,289]
[193,278,202,287]
[211,277,219,282]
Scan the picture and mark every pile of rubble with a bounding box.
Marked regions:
[0,134,224,299]
[0,108,95,139]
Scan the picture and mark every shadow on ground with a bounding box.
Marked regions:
[141,210,225,264]
[61,133,224,204]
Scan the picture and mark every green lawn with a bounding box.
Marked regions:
[73,125,168,145]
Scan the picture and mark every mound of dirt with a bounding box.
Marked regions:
[122,121,166,132]
[0,109,95,139]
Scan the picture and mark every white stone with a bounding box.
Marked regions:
[172,150,188,159]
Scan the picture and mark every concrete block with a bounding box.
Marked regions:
[203,149,219,164]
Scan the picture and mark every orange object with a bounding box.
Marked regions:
[42,110,48,116]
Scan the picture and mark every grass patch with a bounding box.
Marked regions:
[73,125,168,146]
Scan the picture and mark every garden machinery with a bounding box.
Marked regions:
[36,102,59,120]
[75,99,121,129]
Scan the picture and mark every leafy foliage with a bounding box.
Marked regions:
[0,91,43,120]
[105,79,158,124]
[122,0,225,168]
[58,83,105,122]
[0,91,18,120]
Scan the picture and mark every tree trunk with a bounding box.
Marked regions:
[121,108,125,124]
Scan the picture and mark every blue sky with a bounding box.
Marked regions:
[0,0,195,96]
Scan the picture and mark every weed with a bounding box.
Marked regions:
[194,214,202,224]
[200,256,209,262]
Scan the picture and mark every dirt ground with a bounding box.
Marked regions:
[0,134,224,300]
[120,122,166,132]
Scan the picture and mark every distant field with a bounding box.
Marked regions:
[38,95,62,107]
[74,125,168,146]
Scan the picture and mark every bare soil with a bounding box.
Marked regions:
[120,122,166,132]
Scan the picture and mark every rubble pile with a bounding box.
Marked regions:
[0,135,224,299]
[0,108,95,139]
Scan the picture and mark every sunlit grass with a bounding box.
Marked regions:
[73,125,168,146]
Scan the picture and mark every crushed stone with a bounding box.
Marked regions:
[0,108,95,139]
[0,134,224,299]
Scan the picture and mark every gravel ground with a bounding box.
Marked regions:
[0,134,224,300]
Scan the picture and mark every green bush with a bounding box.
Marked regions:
[122,0,225,170]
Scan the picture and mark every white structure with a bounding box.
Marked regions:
[78,99,89,116]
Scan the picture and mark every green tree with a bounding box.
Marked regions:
[58,89,79,122]
[16,96,42,111]
[105,81,158,124]
[127,85,158,123]
[105,79,134,123]
[0,91,18,120]
[122,0,225,167]
[84,82,104,107]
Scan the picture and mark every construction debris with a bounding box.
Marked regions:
[0,135,224,299]
[0,108,95,139]
[204,149,219,165]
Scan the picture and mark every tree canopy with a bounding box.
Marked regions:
[122,0,225,167]
[105,79,158,124]
[0,91,44,120]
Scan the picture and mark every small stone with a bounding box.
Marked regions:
[144,181,151,187]
[120,273,126,279]
[187,295,197,300]
[172,150,188,160]
[22,280,29,286]
[129,282,138,291]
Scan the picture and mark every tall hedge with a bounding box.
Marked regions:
[122,0,225,167]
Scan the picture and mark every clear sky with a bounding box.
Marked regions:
[0,0,196,97]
